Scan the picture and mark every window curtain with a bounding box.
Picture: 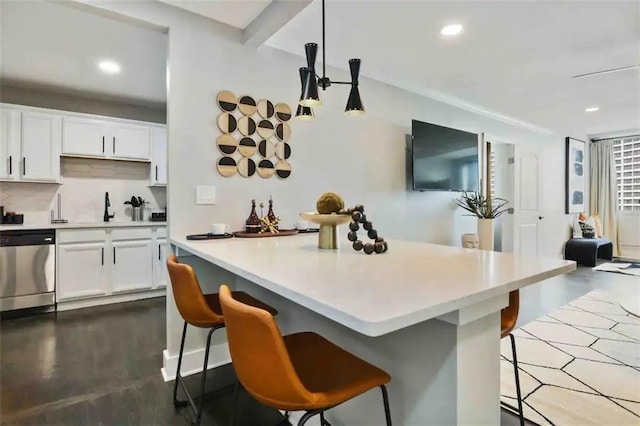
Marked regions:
[590,140,619,256]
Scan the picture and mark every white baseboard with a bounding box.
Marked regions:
[161,343,231,382]
[56,288,165,311]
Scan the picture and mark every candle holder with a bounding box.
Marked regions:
[299,212,351,249]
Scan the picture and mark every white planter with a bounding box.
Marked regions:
[478,218,494,251]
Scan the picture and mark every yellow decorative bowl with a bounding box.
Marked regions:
[299,212,351,250]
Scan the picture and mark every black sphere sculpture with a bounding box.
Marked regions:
[347,204,389,255]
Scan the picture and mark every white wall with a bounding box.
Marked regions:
[76,1,587,355]
[0,158,166,224]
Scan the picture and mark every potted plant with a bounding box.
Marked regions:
[455,192,509,250]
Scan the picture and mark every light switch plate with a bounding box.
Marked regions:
[196,186,216,205]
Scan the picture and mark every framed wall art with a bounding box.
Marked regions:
[565,137,586,214]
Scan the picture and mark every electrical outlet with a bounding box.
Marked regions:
[196,186,216,205]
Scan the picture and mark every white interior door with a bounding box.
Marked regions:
[513,144,543,257]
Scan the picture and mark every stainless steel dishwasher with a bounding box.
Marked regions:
[0,229,56,312]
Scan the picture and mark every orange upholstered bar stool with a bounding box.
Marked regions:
[218,284,393,426]
[166,255,278,426]
[501,290,524,426]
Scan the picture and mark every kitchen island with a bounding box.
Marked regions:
[170,235,575,425]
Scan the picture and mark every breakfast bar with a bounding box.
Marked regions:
[170,234,575,425]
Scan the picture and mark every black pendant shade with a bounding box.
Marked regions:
[295,0,364,118]
[300,43,321,107]
[296,67,315,120]
[345,58,364,116]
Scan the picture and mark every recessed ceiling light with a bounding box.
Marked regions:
[585,106,599,112]
[98,60,121,74]
[441,24,463,36]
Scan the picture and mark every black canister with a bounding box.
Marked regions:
[13,214,24,225]
[0,206,4,224]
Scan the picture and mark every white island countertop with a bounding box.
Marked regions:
[171,235,576,337]
[0,221,166,231]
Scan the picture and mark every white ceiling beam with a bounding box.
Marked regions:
[243,0,312,47]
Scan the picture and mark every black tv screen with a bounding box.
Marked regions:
[411,120,479,192]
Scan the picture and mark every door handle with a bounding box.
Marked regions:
[539,216,545,220]
[113,247,116,264]
[101,247,104,265]
[102,136,105,153]
[8,155,12,175]
[22,157,26,175]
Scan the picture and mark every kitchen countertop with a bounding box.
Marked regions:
[171,234,576,337]
[0,221,167,231]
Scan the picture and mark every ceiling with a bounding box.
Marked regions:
[0,1,167,105]
[266,0,640,136]
[157,0,272,29]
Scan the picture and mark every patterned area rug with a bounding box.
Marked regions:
[500,290,640,425]
[594,261,640,277]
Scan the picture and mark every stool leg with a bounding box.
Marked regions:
[319,411,332,426]
[230,379,240,426]
[380,385,392,426]
[173,321,188,407]
[510,334,525,426]
[298,410,322,426]
[195,325,223,426]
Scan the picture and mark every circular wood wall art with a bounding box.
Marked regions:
[237,116,256,136]
[216,134,237,155]
[257,119,274,139]
[217,90,237,112]
[238,157,256,178]
[258,139,276,159]
[275,122,291,141]
[238,137,257,157]
[257,159,275,178]
[217,112,237,134]
[257,99,274,119]
[275,159,291,179]
[275,141,291,160]
[238,95,257,116]
[217,156,237,177]
[275,103,292,122]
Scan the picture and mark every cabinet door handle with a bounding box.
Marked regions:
[113,247,116,264]
[102,136,105,153]
[8,155,12,175]
[22,157,26,175]
[101,247,104,265]
[158,244,161,260]
[155,166,158,181]
[112,137,115,153]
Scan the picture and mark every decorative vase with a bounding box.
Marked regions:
[477,218,494,251]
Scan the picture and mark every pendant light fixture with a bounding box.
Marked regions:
[298,0,365,116]
[295,67,315,120]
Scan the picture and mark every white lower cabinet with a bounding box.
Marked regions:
[153,238,168,288]
[112,240,153,293]
[56,227,166,306]
[57,242,109,301]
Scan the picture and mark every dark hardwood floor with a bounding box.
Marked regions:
[1,263,636,425]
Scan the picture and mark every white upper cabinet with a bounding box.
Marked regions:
[0,108,20,180]
[110,122,150,161]
[20,111,61,182]
[62,116,108,157]
[150,127,167,186]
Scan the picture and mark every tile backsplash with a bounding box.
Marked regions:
[0,158,166,225]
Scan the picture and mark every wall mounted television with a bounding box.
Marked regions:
[411,120,479,192]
